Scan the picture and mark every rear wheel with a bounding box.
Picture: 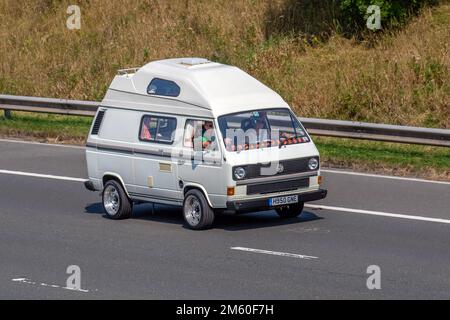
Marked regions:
[183,189,215,230]
[102,180,132,220]
[275,202,304,219]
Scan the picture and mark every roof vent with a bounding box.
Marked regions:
[179,58,210,66]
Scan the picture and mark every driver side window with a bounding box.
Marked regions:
[183,119,218,152]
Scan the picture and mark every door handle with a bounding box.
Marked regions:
[178,159,185,165]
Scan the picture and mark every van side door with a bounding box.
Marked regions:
[177,118,227,208]
[132,114,182,204]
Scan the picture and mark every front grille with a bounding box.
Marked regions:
[233,156,319,181]
[246,178,310,195]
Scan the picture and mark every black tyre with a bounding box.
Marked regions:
[102,180,132,220]
[183,189,215,230]
[275,202,304,219]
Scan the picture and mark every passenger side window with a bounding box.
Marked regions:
[140,115,177,144]
[147,78,180,97]
[184,119,218,151]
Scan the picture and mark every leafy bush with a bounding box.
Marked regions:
[265,0,441,40]
[339,0,441,31]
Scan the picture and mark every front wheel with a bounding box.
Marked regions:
[275,202,304,219]
[102,180,132,220]
[183,189,215,230]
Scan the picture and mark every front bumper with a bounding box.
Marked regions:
[226,189,327,213]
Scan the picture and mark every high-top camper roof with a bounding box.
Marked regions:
[101,58,289,117]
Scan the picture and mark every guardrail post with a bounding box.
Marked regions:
[3,109,12,119]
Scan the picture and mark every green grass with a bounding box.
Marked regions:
[1,111,449,180]
[0,111,91,143]
[0,1,448,128]
[315,137,450,179]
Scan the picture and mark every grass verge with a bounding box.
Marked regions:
[0,111,91,145]
[0,2,448,128]
[1,112,448,181]
[315,137,450,181]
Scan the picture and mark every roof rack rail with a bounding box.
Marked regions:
[117,67,140,76]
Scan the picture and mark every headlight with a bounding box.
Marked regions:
[308,158,319,170]
[233,167,246,180]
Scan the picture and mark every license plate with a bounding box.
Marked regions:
[268,195,298,206]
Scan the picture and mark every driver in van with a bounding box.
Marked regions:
[185,120,216,151]
[197,121,215,150]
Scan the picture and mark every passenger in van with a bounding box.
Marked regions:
[240,111,266,131]
[241,111,269,145]
[140,116,153,140]
[156,119,176,142]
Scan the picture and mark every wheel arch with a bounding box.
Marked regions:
[102,172,131,198]
[183,183,213,208]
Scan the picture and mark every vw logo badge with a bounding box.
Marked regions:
[276,163,284,174]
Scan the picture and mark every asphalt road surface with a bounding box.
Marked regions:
[0,138,449,299]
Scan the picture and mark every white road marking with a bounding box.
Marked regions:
[305,204,450,224]
[0,138,84,149]
[1,138,449,185]
[1,168,449,225]
[0,169,86,182]
[11,278,91,293]
[230,247,318,260]
[321,169,450,185]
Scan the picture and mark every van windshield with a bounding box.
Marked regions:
[217,108,310,152]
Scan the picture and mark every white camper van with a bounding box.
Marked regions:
[84,58,327,230]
